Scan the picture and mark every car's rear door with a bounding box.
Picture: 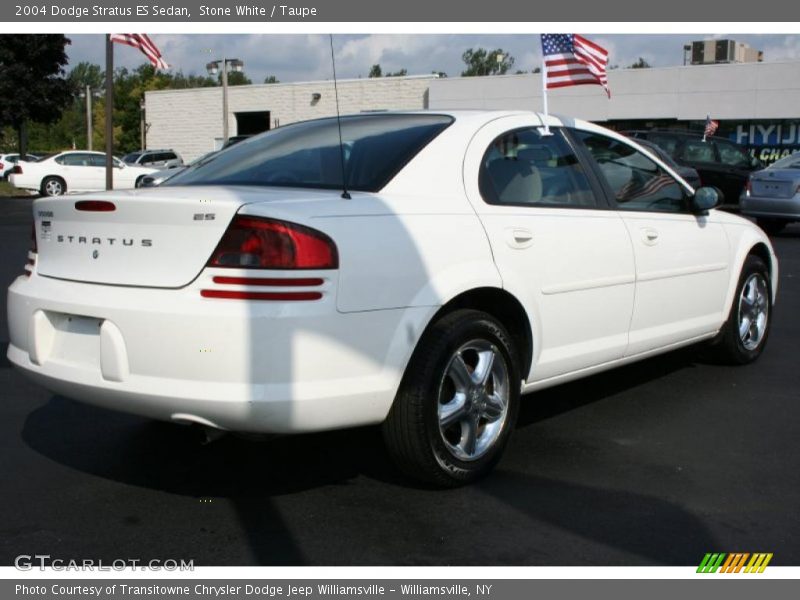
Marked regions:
[572,129,730,356]
[464,116,636,383]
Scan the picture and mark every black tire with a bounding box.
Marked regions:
[40,176,66,196]
[135,175,146,188]
[756,218,786,236]
[708,255,772,365]
[382,309,521,487]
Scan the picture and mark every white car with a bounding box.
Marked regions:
[7,111,778,486]
[9,151,158,196]
[1,153,39,180]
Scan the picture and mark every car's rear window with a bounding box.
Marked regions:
[165,114,454,192]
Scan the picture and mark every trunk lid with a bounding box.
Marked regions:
[751,169,800,199]
[33,186,333,288]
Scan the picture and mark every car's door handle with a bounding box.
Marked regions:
[641,228,659,245]
[506,228,534,249]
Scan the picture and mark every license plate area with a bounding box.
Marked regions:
[49,313,103,366]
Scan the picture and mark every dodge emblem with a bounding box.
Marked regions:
[92,250,99,259]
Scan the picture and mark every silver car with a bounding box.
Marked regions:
[741,152,800,234]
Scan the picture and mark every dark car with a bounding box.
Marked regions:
[624,130,762,208]
[632,138,702,189]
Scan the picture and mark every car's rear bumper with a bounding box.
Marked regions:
[741,194,800,221]
[7,270,427,433]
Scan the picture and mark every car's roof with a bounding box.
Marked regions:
[624,129,734,143]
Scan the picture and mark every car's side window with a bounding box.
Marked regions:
[58,153,92,167]
[575,131,687,213]
[479,128,597,208]
[680,140,716,164]
[716,140,750,168]
[648,134,680,158]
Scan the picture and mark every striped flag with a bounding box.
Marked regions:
[704,115,719,140]
[617,173,676,202]
[541,34,610,98]
[110,34,169,70]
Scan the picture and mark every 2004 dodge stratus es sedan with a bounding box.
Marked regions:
[7,111,778,486]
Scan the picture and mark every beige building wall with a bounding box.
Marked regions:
[428,61,800,123]
[145,75,436,161]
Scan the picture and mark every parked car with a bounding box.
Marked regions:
[9,151,158,196]
[140,151,219,187]
[741,151,800,234]
[122,149,183,169]
[1,153,39,180]
[624,129,762,207]
[632,138,702,189]
[8,111,778,486]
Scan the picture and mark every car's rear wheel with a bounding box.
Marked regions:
[135,175,146,188]
[756,218,786,236]
[382,309,520,487]
[41,176,66,196]
[708,255,771,364]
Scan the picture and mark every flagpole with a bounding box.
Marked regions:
[105,34,114,191]
[540,38,551,135]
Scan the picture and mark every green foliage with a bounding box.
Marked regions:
[461,48,515,76]
[1,60,227,155]
[368,64,382,78]
[629,57,651,69]
[224,71,252,86]
[385,68,408,77]
[0,34,73,155]
[263,75,279,84]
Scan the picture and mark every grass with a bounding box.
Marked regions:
[0,180,29,197]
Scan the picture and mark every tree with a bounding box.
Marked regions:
[263,75,279,84]
[461,48,515,76]
[223,71,252,86]
[629,57,651,69]
[368,64,382,78]
[0,35,73,158]
[69,61,104,90]
[385,68,408,77]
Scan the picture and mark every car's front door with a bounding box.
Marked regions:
[573,130,730,356]
[464,117,636,383]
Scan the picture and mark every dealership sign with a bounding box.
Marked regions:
[732,122,800,163]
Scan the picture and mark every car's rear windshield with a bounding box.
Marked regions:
[768,152,800,170]
[164,114,454,192]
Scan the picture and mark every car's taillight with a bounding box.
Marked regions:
[24,223,36,276]
[0,162,4,170]
[744,178,752,197]
[207,215,338,270]
[12,165,22,175]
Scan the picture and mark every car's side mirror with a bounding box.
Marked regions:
[691,186,723,215]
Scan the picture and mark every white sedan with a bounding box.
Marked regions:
[9,151,158,196]
[7,111,778,486]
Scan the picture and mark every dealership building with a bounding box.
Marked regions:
[145,60,800,164]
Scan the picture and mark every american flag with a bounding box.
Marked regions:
[541,34,610,98]
[704,115,719,139]
[617,173,676,202]
[110,34,169,70]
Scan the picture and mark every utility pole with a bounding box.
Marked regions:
[105,34,114,191]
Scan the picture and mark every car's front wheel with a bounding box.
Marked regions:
[382,309,520,487]
[41,176,66,196]
[708,254,772,364]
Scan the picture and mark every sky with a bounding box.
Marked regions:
[65,34,800,83]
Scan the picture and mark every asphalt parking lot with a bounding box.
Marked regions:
[1,196,798,566]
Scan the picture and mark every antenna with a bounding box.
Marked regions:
[329,34,351,200]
